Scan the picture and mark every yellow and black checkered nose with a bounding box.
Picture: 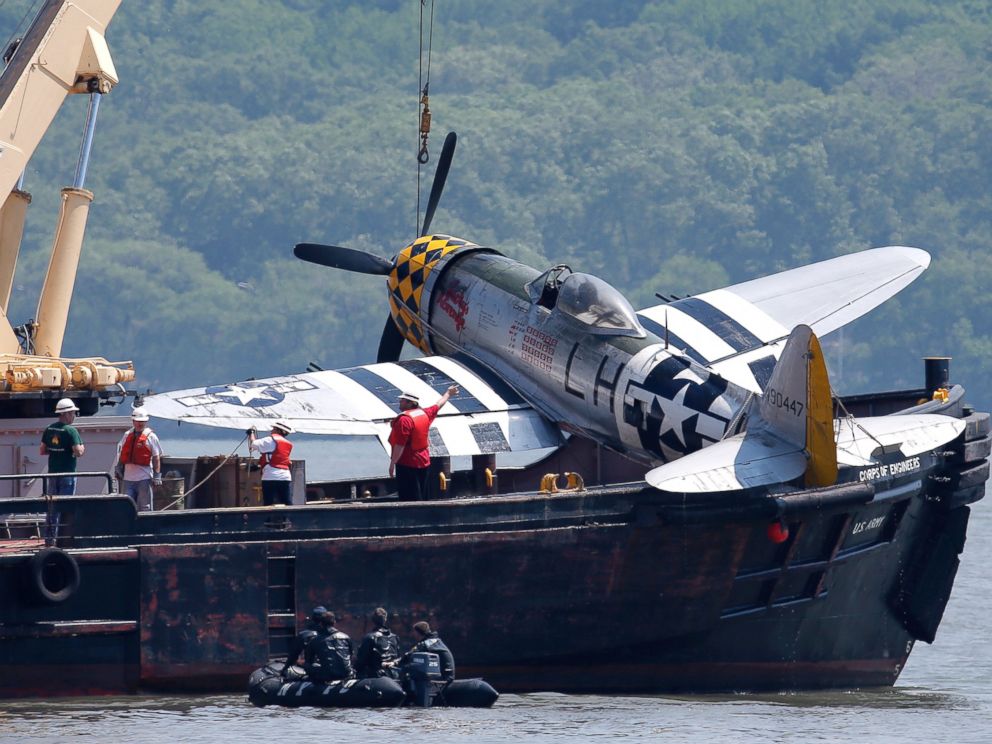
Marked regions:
[387,234,474,353]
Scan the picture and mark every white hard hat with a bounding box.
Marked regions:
[55,398,79,414]
[131,407,150,422]
[272,420,294,434]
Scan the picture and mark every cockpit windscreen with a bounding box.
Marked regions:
[556,273,645,337]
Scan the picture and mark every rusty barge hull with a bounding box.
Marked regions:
[1,401,986,698]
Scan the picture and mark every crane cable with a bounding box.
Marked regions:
[416,0,436,234]
[159,432,250,510]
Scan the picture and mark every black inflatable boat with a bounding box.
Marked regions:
[247,663,499,709]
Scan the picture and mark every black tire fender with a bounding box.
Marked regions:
[27,547,80,604]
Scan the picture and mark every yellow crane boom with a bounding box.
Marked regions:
[0,1,133,399]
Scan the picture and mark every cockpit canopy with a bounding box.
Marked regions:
[525,266,645,337]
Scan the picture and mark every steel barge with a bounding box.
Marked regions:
[0,379,985,698]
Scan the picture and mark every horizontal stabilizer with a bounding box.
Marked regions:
[142,356,563,456]
[835,414,964,465]
[645,433,807,493]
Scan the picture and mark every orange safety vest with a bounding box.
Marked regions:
[400,408,431,451]
[260,433,292,470]
[120,429,153,466]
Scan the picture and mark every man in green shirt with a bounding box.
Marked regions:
[40,398,85,495]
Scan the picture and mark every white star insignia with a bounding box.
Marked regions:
[220,385,280,406]
[655,384,695,447]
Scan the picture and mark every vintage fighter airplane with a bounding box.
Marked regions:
[144,132,964,492]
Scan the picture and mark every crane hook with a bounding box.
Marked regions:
[418,87,431,164]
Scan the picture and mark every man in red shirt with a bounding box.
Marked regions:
[388,385,458,501]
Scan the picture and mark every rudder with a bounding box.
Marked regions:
[756,324,837,487]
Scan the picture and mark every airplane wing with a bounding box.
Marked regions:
[637,246,930,393]
[141,356,563,457]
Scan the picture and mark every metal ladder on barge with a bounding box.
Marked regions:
[266,549,297,658]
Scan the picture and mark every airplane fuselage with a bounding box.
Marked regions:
[419,249,752,466]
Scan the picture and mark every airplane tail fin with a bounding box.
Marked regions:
[755,324,837,488]
[646,324,836,492]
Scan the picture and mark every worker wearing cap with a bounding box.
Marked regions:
[40,398,85,495]
[248,421,294,506]
[388,385,458,501]
[115,407,163,512]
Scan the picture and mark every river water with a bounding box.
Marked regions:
[1,473,989,743]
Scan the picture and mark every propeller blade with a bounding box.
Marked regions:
[294,243,393,275]
[420,131,457,237]
[377,315,406,363]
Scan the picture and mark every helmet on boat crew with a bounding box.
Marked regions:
[310,606,329,622]
[131,407,150,422]
[272,420,294,435]
[55,398,79,414]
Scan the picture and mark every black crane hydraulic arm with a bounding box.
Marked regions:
[0,0,134,396]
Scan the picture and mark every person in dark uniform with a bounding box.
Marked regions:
[282,606,327,678]
[401,620,455,682]
[354,607,400,678]
[304,611,355,682]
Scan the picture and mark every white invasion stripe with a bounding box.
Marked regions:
[318,370,396,419]
[696,288,790,343]
[710,339,791,393]
[639,305,736,362]
[363,362,464,414]
[433,417,483,456]
[422,356,512,411]
[710,358,761,394]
